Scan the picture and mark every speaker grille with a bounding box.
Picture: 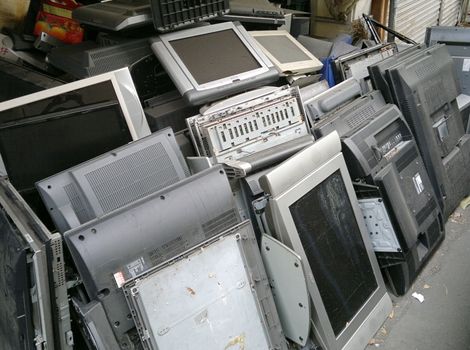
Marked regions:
[84,143,181,213]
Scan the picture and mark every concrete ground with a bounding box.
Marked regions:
[367,206,470,350]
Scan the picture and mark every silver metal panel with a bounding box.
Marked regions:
[261,234,310,346]
[124,221,286,350]
[392,0,441,43]
[438,0,463,26]
[358,198,401,253]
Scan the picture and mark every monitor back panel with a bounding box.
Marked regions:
[36,128,188,233]
[64,166,239,347]
[425,26,470,94]
[72,0,153,31]
[313,90,386,149]
[123,221,287,350]
[342,105,443,251]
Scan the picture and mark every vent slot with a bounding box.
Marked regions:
[64,183,91,224]
[202,209,240,238]
[345,105,377,130]
[85,143,180,213]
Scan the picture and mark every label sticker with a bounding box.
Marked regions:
[463,58,470,72]
[126,257,146,278]
[413,173,424,194]
[113,271,126,288]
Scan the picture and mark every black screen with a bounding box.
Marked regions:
[170,29,262,85]
[0,103,132,191]
[289,170,377,336]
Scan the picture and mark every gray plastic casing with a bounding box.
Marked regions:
[64,165,240,348]
[36,127,188,233]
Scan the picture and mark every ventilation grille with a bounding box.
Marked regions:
[415,198,437,226]
[202,209,240,238]
[85,143,181,214]
[64,183,91,224]
[396,146,419,173]
[345,105,377,130]
[415,61,438,78]
[423,78,447,113]
[51,239,66,288]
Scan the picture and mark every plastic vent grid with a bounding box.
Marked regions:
[64,183,91,225]
[84,143,180,213]
[152,0,229,33]
[187,86,308,163]
[346,105,377,129]
[201,208,240,238]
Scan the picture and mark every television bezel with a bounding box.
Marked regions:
[250,30,323,75]
[0,67,151,141]
[150,22,277,105]
[260,132,391,350]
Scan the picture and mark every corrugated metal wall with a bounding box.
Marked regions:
[438,0,463,26]
[391,0,442,43]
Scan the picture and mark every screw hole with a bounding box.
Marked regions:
[78,235,85,241]
[265,246,270,251]
[219,170,224,175]
[298,302,303,308]
[47,185,51,189]
[91,228,97,234]
[160,195,165,200]
[294,262,299,267]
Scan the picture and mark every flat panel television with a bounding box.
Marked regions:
[260,132,392,350]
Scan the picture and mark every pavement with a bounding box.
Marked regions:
[367,206,470,350]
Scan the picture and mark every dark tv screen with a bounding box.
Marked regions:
[289,170,378,336]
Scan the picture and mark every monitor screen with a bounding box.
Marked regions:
[0,94,132,191]
[254,35,311,64]
[289,170,377,336]
[169,29,262,85]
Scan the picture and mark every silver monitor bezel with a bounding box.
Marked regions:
[260,132,391,350]
[0,67,151,140]
[153,22,274,92]
[250,30,323,75]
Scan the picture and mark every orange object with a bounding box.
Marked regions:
[34,0,84,44]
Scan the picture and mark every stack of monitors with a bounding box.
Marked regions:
[0,68,150,229]
[64,166,241,348]
[314,95,444,295]
[260,132,392,350]
[369,44,470,217]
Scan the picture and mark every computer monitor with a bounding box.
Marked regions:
[368,44,423,103]
[259,132,392,350]
[123,221,287,350]
[425,26,470,94]
[0,68,151,228]
[36,128,188,233]
[340,104,444,295]
[313,90,386,141]
[64,165,240,347]
[334,43,397,93]
[72,0,153,31]
[186,85,310,176]
[387,44,468,216]
[250,30,323,75]
[304,78,362,126]
[150,22,279,106]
